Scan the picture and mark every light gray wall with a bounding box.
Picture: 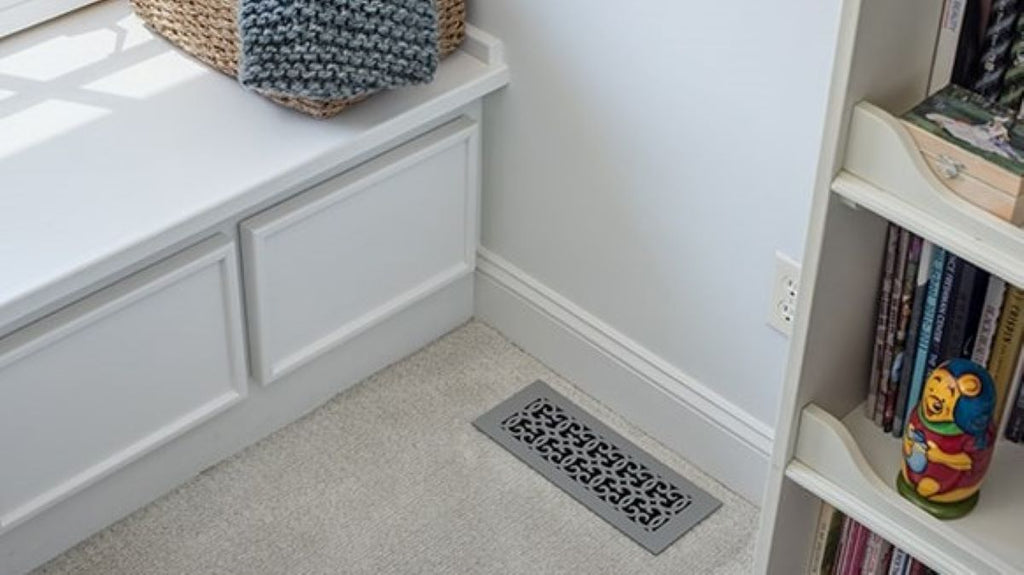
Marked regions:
[471,1,841,428]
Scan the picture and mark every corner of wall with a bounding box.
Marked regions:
[474,247,772,503]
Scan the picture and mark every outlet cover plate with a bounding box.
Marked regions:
[769,251,801,336]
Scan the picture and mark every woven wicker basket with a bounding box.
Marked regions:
[130,0,466,118]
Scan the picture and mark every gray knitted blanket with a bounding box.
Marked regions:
[238,0,439,101]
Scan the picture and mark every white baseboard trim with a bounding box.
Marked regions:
[475,247,772,503]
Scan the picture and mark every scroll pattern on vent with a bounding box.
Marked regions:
[501,397,693,532]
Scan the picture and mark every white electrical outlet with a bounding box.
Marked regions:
[769,251,801,336]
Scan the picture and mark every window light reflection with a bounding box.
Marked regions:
[0,100,109,160]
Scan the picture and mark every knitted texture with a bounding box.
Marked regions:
[238,0,439,101]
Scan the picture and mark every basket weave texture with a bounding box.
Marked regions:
[130,0,466,118]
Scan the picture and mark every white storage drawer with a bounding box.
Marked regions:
[241,117,479,384]
[0,236,247,532]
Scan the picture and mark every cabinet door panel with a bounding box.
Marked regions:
[0,236,247,531]
[241,118,478,384]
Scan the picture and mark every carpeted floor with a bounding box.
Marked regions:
[36,321,757,574]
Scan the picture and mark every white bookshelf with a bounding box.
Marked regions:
[753,0,1024,573]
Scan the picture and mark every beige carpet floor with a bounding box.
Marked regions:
[36,321,757,574]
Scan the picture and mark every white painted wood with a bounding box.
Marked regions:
[0,7,496,568]
[839,103,1024,288]
[241,118,478,383]
[0,235,247,533]
[0,275,474,575]
[0,0,508,334]
[475,248,771,503]
[790,404,1024,575]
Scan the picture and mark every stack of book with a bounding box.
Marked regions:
[807,503,936,575]
[867,223,1024,441]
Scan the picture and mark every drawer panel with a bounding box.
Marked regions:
[0,236,247,531]
[241,118,479,384]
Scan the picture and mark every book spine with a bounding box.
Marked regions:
[873,540,894,575]
[821,508,846,575]
[894,240,933,437]
[881,229,911,431]
[888,236,923,435]
[942,259,983,358]
[887,548,909,575]
[869,225,900,421]
[1005,352,1024,441]
[834,516,855,575]
[806,503,835,574]
[929,0,969,94]
[905,247,947,426]
[860,532,882,575]
[959,269,991,358]
[951,0,985,87]
[907,558,927,575]
[1000,347,1024,440]
[972,277,1007,366]
[844,521,869,575]
[988,286,1024,426]
[926,253,960,372]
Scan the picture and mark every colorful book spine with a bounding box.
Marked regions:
[845,521,870,575]
[972,276,1007,366]
[868,225,900,420]
[907,558,928,575]
[894,240,933,437]
[885,236,922,433]
[904,247,948,423]
[880,229,912,430]
[873,540,895,575]
[860,532,887,575]
[834,516,855,575]
[887,548,910,575]
[926,253,960,372]
[988,285,1024,426]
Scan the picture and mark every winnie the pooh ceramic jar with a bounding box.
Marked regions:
[897,358,997,519]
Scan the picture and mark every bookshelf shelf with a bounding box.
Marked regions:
[789,403,1024,575]
[834,103,1024,288]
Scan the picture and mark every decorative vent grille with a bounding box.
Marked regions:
[501,397,693,533]
[475,381,721,554]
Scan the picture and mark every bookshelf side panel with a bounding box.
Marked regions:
[798,196,889,417]
[756,0,942,572]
